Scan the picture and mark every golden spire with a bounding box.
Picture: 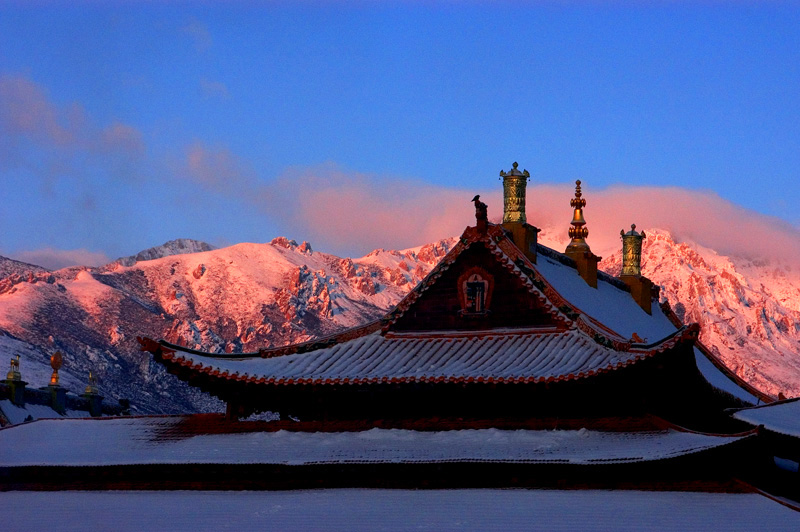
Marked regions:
[6,355,21,381]
[50,351,63,386]
[565,180,591,254]
[85,370,99,395]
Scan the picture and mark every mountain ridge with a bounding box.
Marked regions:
[0,229,796,414]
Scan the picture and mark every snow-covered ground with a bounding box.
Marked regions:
[2,489,798,531]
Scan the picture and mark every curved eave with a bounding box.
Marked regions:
[657,303,774,405]
[139,326,695,390]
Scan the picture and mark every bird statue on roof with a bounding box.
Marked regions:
[472,195,488,233]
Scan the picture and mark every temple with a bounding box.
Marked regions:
[0,352,128,426]
[2,163,797,502]
[139,166,767,432]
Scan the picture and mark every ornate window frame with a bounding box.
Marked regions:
[457,266,494,316]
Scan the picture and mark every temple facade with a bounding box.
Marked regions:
[140,164,766,431]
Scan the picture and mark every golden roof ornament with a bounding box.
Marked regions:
[85,370,99,395]
[620,224,646,277]
[500,162,529,224]
[50,351,63,386]
[6,355,21,381]
[565,180,591,254]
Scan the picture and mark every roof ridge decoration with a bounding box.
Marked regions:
[500,161,530,224]
[566,180,591,255]
[381,223,697,353]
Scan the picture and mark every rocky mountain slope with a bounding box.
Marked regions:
[601,229,800,399]
[0,237,454,414]
[1,228,797,414]
[0,255,48,278]
[116,239,215,267]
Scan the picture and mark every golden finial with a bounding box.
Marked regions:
[565,180,591,254]
[620,224,647,276]
[50,351,63,386]
[85,370,99,395]
[6,355,21,381]
[500,161,530,224]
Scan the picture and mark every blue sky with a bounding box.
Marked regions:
[0,2,798,267]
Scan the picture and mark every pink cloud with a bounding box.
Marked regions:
[0,74,146,170]
[262,166,800,262]
[0,75,77,146]
[11,248,111,270]
[263,166,477,255]
[528,184,800,263]
[100,122,145,156]
[182,142,256,191]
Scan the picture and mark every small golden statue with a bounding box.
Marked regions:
[50,351,63,386]
[6,355,21,381]
[85,370,99,395]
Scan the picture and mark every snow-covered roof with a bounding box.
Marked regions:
[732,398,800,438]
[0,399,91,426]
[693,347,762,405]
[534,250,677,341]
[152,325,695,386]
[0,416,753,467]
[5,489,799,532]
[143,223,703,389]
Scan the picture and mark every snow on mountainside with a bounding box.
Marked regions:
[1,227,798,414]
[0,255,49,277]
[601,229,800,399]
[0,237,455,414]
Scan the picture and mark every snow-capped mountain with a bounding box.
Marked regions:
[1,228,797,414]
[600,229,800,399]
[0,237,454,414]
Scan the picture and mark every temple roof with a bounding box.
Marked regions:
[140,222,765,407]
[152,325,697,386]
[534,248,676,341]
[141,223,705,388]
[6,489,800,531]
[0,399,92,426]
[732,397,800,438]
[0,415,754,468]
